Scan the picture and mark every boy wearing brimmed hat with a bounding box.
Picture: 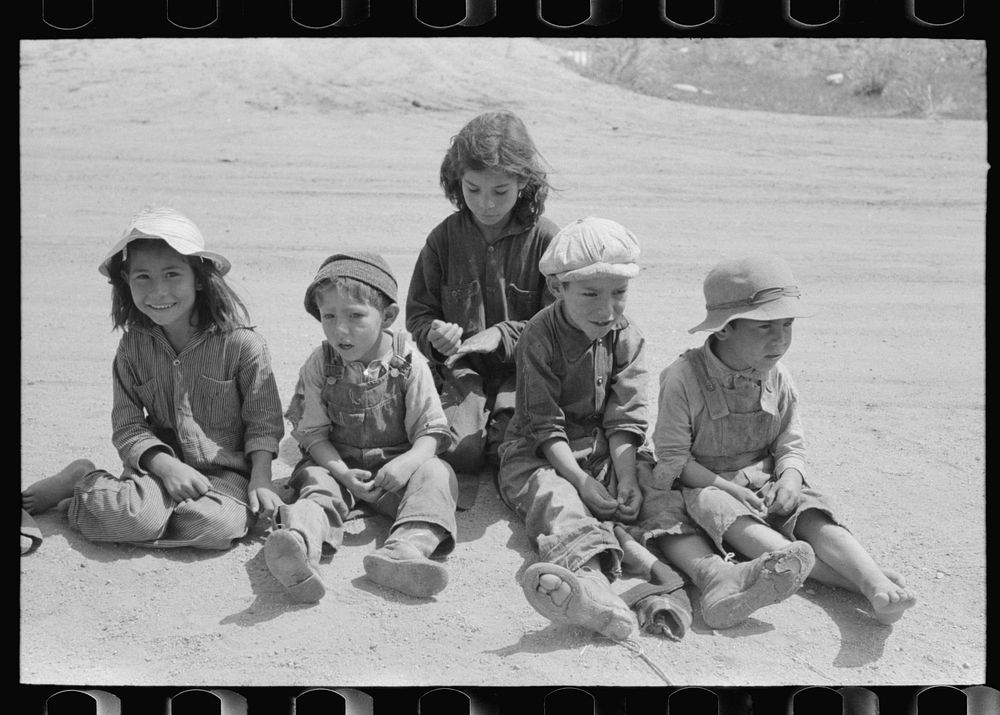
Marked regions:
[497,217,696,642]
[264,252,459,603]
[636,255,915,626]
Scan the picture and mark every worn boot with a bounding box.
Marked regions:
[693,540,815,629]
[521,562,638,641]
[363,524,449,598]
[620,581,692,641]
[264,501,329,603]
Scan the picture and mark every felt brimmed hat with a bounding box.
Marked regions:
[539,217,640,281]
[98,207,230,277]
[689,255,812,333]
[303,251,398,320]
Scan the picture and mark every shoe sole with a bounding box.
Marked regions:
[363,551,448,598]
[521,562,636,641]
[701,542,815,629]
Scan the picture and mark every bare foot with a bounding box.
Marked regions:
[882,566,906,588]
[536,572,573,606]
[521,562,636,640]
[22,459,95,515]
[867,581,917,625]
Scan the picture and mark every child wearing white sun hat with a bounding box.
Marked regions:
[22,206,285,552]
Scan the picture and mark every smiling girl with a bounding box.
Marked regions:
[21,207,285,550]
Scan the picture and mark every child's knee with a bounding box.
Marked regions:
[411,458,458,497]
[171,498,250,548]
[792,507,842,539]
[69,473,172,542]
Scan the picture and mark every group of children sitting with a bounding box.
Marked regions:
[21,110,915,642]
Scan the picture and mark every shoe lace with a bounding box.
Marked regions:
[616,636,673,685]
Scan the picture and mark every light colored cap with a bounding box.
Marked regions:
[98,207,231,277]
[539,217,640,281]
[689,255,812,333]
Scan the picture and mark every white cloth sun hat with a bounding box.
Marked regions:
[98,206,231,277]
[539,217,641,282]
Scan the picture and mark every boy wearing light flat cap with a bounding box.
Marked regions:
[637,255,915,626]
[497,217,693,642]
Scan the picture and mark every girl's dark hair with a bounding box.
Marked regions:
[107,238,251,332]
[439,110,550,225]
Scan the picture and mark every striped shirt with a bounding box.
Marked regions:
[110,325,284,476]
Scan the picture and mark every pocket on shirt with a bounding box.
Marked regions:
[505,282,541,319]
[194,376,241,429]
[134,379,169,428]
[441,280,484,332]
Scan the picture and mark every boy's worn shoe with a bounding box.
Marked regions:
[264,503,327,604]
[620,581,692,641]
[697,540,815,629]
[363,540,448,598]
[521,562,638,641]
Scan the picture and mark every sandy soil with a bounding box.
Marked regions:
[18,38,986,689]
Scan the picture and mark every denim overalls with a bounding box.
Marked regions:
[287,332,458,555]
[679,347,839,551]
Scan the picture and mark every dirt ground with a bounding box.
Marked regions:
[18,38,986,689]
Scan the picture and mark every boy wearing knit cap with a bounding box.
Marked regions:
[635,255,915,626]
[497,217,694,642]
[264,252,459,603]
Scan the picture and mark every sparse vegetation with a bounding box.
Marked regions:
[543,38,985,120]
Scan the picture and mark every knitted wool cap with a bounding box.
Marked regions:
[539,217,640,281]
[688,255,813,333]
[98,206,230,277]
[303,251,398,320]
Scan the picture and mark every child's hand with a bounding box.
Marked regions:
[157,463,213,504]
[724,483,767,516]
[444,326,502,367]
[372,455,420,493]
[578,479,619,520]
[340,468,381,503]
[429,320,464,357]
[763,470,803,516]
[613,478,642,523]
[248,482,285,518]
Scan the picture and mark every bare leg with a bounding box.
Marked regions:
[21,459,95,515]
[724,515,908,591]
[793,511,915,625]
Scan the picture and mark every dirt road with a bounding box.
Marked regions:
[19,38,986,688]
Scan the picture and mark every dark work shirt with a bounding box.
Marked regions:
[405,210,560,373]
[504,300,651,458]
